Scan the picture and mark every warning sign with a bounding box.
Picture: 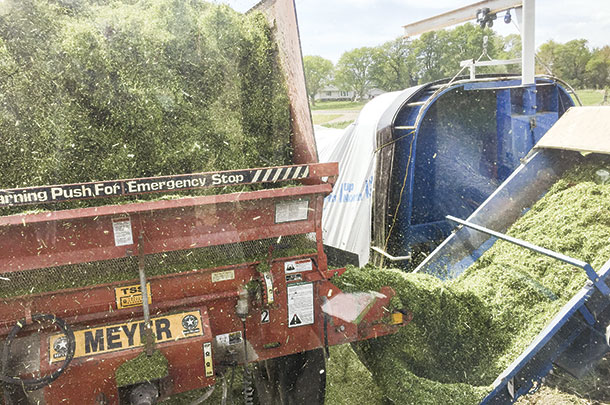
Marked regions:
[284,259,313,274]
[275,199,309,223]
[287,282,314,328]
[112,217,133,246]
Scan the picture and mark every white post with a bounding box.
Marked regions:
[521,0,535,85]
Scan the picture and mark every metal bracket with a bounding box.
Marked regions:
[371,246,411,262]
[262,272,275,305]
[446,215,610,296]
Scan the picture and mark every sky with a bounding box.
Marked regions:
[222,0,610,63]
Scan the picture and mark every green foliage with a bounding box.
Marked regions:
[585,46,610,89]
[554,39,592,88]
[495,33,521,60]
[335,46,375,101]
[333,158,610,404]
[370,37,417,91]
[303,55,334,105]
[327,22,608,92]
[0,0,292,191]
[412,23,498,83]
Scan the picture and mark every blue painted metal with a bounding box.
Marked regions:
[386,76,574,260]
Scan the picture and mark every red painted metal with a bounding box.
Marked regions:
[0,162,409,404]
[0,184,330,273]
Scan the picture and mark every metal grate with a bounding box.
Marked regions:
[0,233,317,299]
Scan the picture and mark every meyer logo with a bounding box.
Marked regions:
[48,310,203,363]
[115,283,152,309]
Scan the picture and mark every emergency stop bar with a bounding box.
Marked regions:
[0,162,338,208]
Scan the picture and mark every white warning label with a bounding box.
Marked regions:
[287,282,314,328]
[285,259,313,274]
[112,217,133,247]
[275,199,309,223]
[211,270,235,283]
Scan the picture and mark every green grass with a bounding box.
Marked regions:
[310,100,366,111]
[574,89,606,106]
[321,120,354,129]
[312,113,342,125]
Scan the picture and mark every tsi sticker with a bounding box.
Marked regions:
[48,310,203,363]
[115,283,152,309]
[287,282,314,328]
[284,259,313,274]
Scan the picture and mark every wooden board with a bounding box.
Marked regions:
[536,106,610,155]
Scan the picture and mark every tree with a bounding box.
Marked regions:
[413,30,451,83]
[536,40,561,75]
[412,23,497,83]
[585,46,610,89]
[370,37,417,91]
[303,55,333,105]
[447,24,497,64]
[335,47,375,101]
[495,33,521,59]
[553,39,591,87]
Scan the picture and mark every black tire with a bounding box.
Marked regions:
[252,348,326,405]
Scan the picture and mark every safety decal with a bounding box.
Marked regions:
[203,342,214,377]
[287,282,314,328]
[211,270,235,283]
[275,199,309,223]
[284,258,313,274]
[112,216,133,246]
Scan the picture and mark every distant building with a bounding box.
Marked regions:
[314,86,385,102]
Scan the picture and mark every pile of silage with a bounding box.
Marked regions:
[0,0,291,195]
[334,157,610,404]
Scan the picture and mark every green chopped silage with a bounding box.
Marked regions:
[115,349,168,387]
[0,0,292,210]
[325,344,385,405]
[334,157,610,404]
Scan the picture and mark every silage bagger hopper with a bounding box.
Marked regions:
[368,0,578,267]
[415,106,610,403]
[0,1,409,403]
